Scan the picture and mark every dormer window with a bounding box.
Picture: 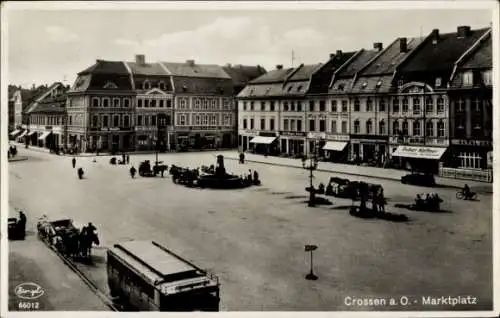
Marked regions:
[362,82,368,88]
[435,77,442,87]
[143,81,152,90]
[482,70,492,85]
[462,72,473,86]
[102,98,110,107]
[376,80,382,87]
[337,84,344,91]
[297,85,303,92]
[158,81,166,90]
[103,81,118,89]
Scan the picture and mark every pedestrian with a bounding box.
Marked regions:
[18,211,27,239]
[72,157,76,169]
[126,155,130,164]
[130,166,137,178]
[378,188,386,213]
[77,167,84,179]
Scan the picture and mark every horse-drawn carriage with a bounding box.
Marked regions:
[37,216,99,261]
[323,177,382,201]
[139,160,168,177]
[8,217,25,240]
[170,165,200,186]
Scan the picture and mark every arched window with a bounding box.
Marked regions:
[123,115,129,127]
[92,97,100,107]
[158,81,166,90]
[143,81,151,90]
[426,121,434,137]
[379,120,386,135]
[437,120,445,137]
[113,98,120,107]
[123,98,130,108]
[366,120,373,134]
[113,115,120,127]
[413,120,421,136]
[366,99,373,112]
[437,97,445,113]
[353,120,360,134]
[92,115,98,127]
[393,120,399,135]
[102,98,109,107]
[379,99,386,112]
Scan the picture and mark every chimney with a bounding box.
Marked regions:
[457,25,471,37]
[186,59,195,66]
[135,54,146,65]
[226,63,232,67]
[336,50,342,55]
[373,42,383,52]
[399,37,408,53]
[431,29,440,44]
[329,53,335,59]
[276,64,283,70]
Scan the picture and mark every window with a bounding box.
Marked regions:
[270,118,275,131]
[202,114,208,126]
[366,99,373,112]
[459,152,482,169]
[250,118,254,129]
[456,98,465,112]
[379,99,385,112]
[158,81,166,90]
[402,98,408,113]
[113,98,120,107]
[151,100,157,108]
[202,99,208,110]
[379,120,386,135]
[319,101,326,112]
[113,115,120,127]
[145,116,150,126]
[309,101,315,112]
[159,100,164,108]
[319,120,326,132]
[260,118,265,130]
[413,120,421,136]
[366,120,373,134]
[402,121,409,135]
[167,100,172,108]
[143,81,151,90]
[145,100,150,108]
[261,102,265,111]
[243,119,247,129]
[483,70,492,85]
[392,98,399,113]
[250,102,254,111]
[437,97,445,114]
[353,99,360,112]
[92,98,100,107]
[194,115,201,125]
[425,98,433,113]
[243,101,247,111]
[413,97,421,114]
[138,99,143,108]
[284,102,289,112]
[297,120,302,132]
[331,120,337,133]
[137,115,143,126]
[124,98,130,108]
[211,99,217,109]
[472,99,481,112]
[426,121,434,137]
[152,115,157,126]
[103,115,108,127]
[290,119,296,131]
[309,119,315,132]
[353,120,360,134]
[341,100,348,112]
[123,115,129,127]
[270,101,275,111]
[341,121,347,134]
[103,98,109,107]
[297,102,302,112]
[290,102,295,112]
[435,77,442,87]
[463,71,473,85]
[283,119,289,131]
[179,98,186,109]
[179,115,186,126]
[331,100,337,112]
[437,121,445,137]
[92,115,98,127]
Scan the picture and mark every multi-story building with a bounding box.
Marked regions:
[391,26,490,173]
[8,91,16,133]
[446,28,492,180]
[125,55,175,151]
[24,82,68,149]
[321,48,378,162]
[68,60,136,152]
[348,37,424,165]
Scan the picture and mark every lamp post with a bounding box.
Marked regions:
[302,141,319,207]
[304,244,318,280]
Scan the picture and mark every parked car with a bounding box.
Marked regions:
[401,172,436,187]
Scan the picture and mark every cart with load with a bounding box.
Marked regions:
[8,217,25,240]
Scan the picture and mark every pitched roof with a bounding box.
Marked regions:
[349,75,393,94]
[400,28,490,73]
[222,65,267,86]
[171,76,233,96]
[249,67,295,84]
[126,62,170,76]
[461,34,492,69]
[237,83,284,98]
[78,60,130,75]
[335,50,378,78]
[287,63,323,81]
[308,51,357,94]
[161,62,230,79]
[26,83,68,114]
[360,37,424,75]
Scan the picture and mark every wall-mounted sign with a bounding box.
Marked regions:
[280,131,306,137]
[451,139,492,147]
[307,132,326,139]
[392,146,447,160]
[326,134,349,141]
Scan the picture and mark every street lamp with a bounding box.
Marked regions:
[304,244,318,280]
[302,142,319,207]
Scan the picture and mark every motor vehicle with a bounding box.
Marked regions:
[401,172,436,187]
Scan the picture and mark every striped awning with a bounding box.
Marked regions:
[9,129,21,136]
[17,131,27,138]
[27,131,37,136]
[250,136,277,144]
[322,141,348,151]
[38,131,52,140]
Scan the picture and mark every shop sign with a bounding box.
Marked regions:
[280,131,306,137]
[326,134,349,141]
[392,146,447,160]
[307,132,326,139]
[259,132,278,137]
[45,126,53,130]
[451,139,492,147]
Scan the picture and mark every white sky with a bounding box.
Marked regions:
[4,2,494,88]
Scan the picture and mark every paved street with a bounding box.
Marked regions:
[8,147,492,311]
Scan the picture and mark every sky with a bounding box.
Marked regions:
[4,3,494,88]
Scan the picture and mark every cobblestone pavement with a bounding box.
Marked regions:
[8,147,492,311]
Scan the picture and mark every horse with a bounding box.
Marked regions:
[79,227,100,260]
[153,164,168,177]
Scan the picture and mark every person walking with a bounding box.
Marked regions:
[130,166,137,178]
[72,157,76,169]
[18,211,27,239]
[126,155,130,164]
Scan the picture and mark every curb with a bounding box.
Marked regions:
[225,157,473,192]
[8,157,28,162]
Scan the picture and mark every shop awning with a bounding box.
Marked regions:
[17,131,27,138]
[9,129,21,136]
[250,136,277,144]
[27,131,37,136]
[391,146,447,160]
[38,131,52,141]
[322,141,348,151]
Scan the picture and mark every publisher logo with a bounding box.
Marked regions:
[14,282,45,300]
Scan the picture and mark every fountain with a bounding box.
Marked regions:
[197,155,247,189]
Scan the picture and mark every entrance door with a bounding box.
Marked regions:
[281,139,287,154]
[363,144,375,161]
[112,135,119,153]
[352,143,360,161]
[243,136,248,151]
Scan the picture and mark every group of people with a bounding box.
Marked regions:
[72,157,85,179]
[7,144,17,159]
[414,193,443,210]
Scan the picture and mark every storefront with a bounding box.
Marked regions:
[279,131,306,157]
[448,139,492,170]
[249,133,279,155]
[238,129,257,152]
[391,145,448,173]
[350,135,389,165]
[322,142,348,162]
[307,132,326,156]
